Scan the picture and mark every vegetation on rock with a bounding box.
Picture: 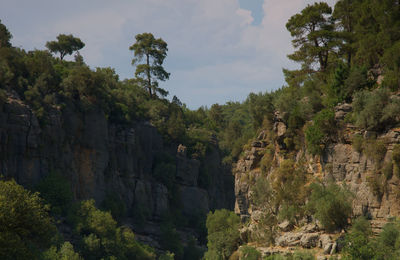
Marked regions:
[204,209,240,260]
[0,179,56,259]
[2,0,400,258]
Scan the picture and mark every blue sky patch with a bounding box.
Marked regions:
[238,0,264,26]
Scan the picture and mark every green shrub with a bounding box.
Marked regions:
[159,251,175,260]
[247,92,274,130]
[307,182,353,232]
[251,177,278,244]
[101,192,126,221]
[272,160,308,224]
[73,200,155,260]
[366,174,385,199]
[260,144,275,174]
[166,110,186,142]
[263,251,315,260]
[392,144,400,178]
[240,246,261,260]
[160,218,184,260]
[132,202,151,225]
[153,152,176,190]
[185,125,212,145]
[305,109,335,156]
[381,42,400,91]
[292,250,315,260]
[374,221,400,259]
[393,144,400,166]
[305,123,324,156]
[183,237,203,260]
[343,218,400,259]
[363,138,387,166]
[263,255,288,260]
[353,88,400,131]
[204,209,240,260]
[42,242,82,260]
[36,171,74,215]
[351,134,364,153]
[250,209,278,245]
[383,161,394,180]
[379,222,400,249]
[327,62,350,104]
[252,177,273,208]
[342,217,375,260]
[0,88,7,105]
[0,179,56,259]
[343,67,372,101]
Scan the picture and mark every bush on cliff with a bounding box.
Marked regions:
[342,218,400,260]
[36,171,74,215]
[72,199,155,260]
[101,192,127,221]
[239,245,261,260]
[0,178,56,259]
[307,182,353,232]
[305,108,335,156]
[204,209,240,260]
[42,241,82,260]
[342,217,375,260]
[352,88,400,131]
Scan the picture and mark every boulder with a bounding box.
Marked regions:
[300,233,320,248]
[330,242,337,254]
[319,234,332,249]
[323,243,333,255]
[278,220,293,232]
[276,233,302,247]
[301,223,320,233]
[274,122,287,137]
[334,103,352,120]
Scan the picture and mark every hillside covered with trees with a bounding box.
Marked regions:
[2,0,400,259]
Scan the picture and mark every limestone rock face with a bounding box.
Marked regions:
[234,102,400,255]
[180,186,209,217]
[0,93,234,249]
[334,103,352,120]
[176,155,200,186]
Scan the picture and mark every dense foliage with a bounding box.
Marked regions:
[46,34,85,60]
[307,182,353,232]
[35,172,74,215]
[0,178,155,260]
[342,217,400,260]
[0,179,56,259]
[2,0,400,258]
[71,200,155,260]
[204,209,240,260]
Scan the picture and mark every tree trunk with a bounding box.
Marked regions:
[146,54,152,97]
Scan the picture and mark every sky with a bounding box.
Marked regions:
[0,0,336,109]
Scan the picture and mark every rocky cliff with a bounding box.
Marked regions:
[234,103,400,258]
[0,91,234,249]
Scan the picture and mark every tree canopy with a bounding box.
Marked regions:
[129,32,170,98]
[0,179,56,259]
[286,2,337,72]
[0,20,12,48]
[46,34,85,60]
[204,209,240,260]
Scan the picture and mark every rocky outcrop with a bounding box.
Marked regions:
[0,93,234,249]
[234,102,400,256]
